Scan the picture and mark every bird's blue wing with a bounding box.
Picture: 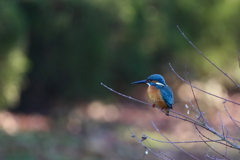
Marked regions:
[158,86,174,108]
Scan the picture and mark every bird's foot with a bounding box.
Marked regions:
[161,108,169,116]
[152,104,155,108]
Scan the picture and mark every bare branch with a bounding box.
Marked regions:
[128,129,172,160]
[169,63,240,106]
[206,154,226,160]
[224,105,240,130]
[217,112,238,147]
[145,135,224,144]
[224,140,228,158]
[185,65,204,122]
[194,124,237,150]
[177,25,240,88]
[158,151,175,160]
[199,135,232,160]
[187,98,212,128]
[187,97,199,115]
[218,112,226,139]
[184,65,215,133]
[151,121,200,160]
[100,83,151,106]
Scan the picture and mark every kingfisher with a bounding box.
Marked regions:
[132,74,174,116]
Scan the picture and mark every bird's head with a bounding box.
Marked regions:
[132,74,166,86]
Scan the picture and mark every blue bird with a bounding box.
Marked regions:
[132,74,174,116]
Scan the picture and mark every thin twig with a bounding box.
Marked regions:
[151,121,199,160]
[194,125,237,150]
[217,111,236,145]
[144,135,224,144]
[169,63,240,105]
[219,108,238,146]
[199,135,232,160]
[224,105,240,130]
[100,83,151,105]
[177,25,240,88]
[218,112,226,139]
[206,154,225,160]
[128,129,171,160]
[158,151,175,160]
[224,127,229,158]
[185,65,204,122]
[168,106,239,149]
[204,147,212,160]
[225,140,228,158]
[187,98,212,128]
[187,97,199,115]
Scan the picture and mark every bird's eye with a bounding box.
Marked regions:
[147,79,151,82]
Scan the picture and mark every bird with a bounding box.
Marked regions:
[132,74,174,116]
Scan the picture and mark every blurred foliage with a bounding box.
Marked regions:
[0,1,29,109]
[0,0,239,112]
[0,130,85,160]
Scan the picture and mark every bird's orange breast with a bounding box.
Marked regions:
[147,85,168,109]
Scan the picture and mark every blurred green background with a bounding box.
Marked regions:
[1,0,240,159]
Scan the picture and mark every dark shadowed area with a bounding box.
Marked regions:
[0,0,240,159]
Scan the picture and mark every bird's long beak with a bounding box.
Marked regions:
[132,79,147,84]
